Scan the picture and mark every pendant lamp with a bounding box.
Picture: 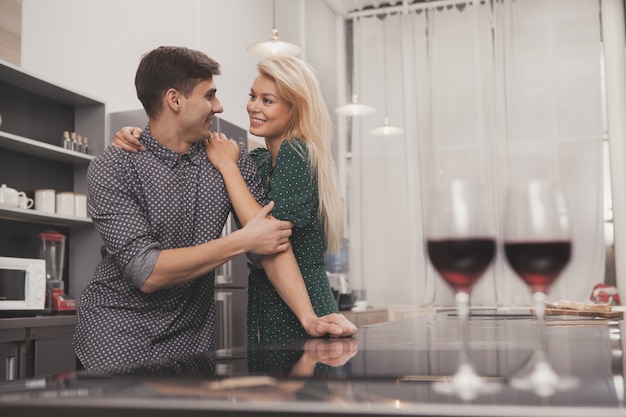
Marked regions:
[369,15,404,136]
[335,17,376,116]
[335,94,376,116]
[247,0,301,58]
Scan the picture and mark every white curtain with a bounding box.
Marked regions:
[347,0,605,309]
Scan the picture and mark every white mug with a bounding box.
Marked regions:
[35,189,56,213]
[56,192,75,216]
[17,192,34,209]
[0,184,19,207]
[74,193,87,218]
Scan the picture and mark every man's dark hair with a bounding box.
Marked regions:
[135,46,221,118]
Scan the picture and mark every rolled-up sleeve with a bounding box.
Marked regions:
[87,147,159,288]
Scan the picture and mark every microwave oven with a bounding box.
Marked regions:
[0,256,46,312]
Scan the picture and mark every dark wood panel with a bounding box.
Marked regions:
[0,0,21,66]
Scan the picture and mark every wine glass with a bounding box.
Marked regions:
[503,179,578,396]
[426,179,499,400]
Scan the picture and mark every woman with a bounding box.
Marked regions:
[114,56,356,344]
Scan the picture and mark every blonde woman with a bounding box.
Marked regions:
[114,56,356,344]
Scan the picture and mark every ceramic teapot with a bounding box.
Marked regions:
[0,184,19,207]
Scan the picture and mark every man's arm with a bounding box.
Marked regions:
[89,141,292,294]
[142,202,292,292]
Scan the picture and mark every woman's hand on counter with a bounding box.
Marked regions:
[304,313,358,338]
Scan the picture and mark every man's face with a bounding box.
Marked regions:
[179,79,223,142]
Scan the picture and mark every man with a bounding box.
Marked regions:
[74,46,299,371]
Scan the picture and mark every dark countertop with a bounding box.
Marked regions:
[0,310,625,417]
[0,314,76,345]
[0,314,75,330]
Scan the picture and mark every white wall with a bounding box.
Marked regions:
[20,0,340,146]
[18,0,370,295]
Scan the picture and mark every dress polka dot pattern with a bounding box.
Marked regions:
[247,138,338,344]
[74,126,264,371]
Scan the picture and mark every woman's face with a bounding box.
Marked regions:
[246,74,291,142]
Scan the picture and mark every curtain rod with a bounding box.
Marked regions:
[347,0,478,19]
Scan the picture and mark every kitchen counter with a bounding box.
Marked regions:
[0,309,625,417]
[340,307,389,326]
[0,314,75,331]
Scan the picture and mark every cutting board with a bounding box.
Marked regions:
[538,308,624,319]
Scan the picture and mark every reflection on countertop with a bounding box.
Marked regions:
[0,310,625,417]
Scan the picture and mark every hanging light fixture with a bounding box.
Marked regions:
[335,94,376,116]
[370,116,405,136]
[370,15,404,136]
[247,0,301,58]
[335,16,376,116]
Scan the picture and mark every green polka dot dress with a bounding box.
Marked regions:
[247,138,338,344]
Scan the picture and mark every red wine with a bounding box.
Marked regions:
[504,241,571,293]
[427,238,496,292]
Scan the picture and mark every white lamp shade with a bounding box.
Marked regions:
[370,116,404,136]
[247,28,301,57]
[335,94,376,116]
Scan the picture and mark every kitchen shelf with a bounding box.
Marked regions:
[0,206,92,227]
[0,58,105,301]
[0,130,94,166]
[0,58,102,107]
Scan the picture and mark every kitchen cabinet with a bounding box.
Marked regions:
[30,320,75,377]
[0,58,106,299]
[0,342,21,381]
[0,316,75,381]
[0,330,25,382]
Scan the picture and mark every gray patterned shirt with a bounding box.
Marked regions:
[74,125,264,371]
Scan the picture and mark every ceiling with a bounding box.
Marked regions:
[323,0,403,17]
[323,0,440,17]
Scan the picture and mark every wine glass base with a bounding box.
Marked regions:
[433,363,501,401]
[510,360,579,397]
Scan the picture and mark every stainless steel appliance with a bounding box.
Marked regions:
[214,213,249,350]
[0,256,46,313]
[213,117,250,351]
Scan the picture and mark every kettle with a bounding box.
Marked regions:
[334,273,355,311]
[0,184,18,207]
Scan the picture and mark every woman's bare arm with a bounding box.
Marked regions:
[205,133,356,337]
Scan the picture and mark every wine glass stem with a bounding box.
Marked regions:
[456,291,471,364]
[533,291,549,362]
[456,291,470,321]
[533,292,546,322]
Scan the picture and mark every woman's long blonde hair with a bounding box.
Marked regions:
[257,56,343,253]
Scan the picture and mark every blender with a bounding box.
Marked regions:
[38,231,76,313]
